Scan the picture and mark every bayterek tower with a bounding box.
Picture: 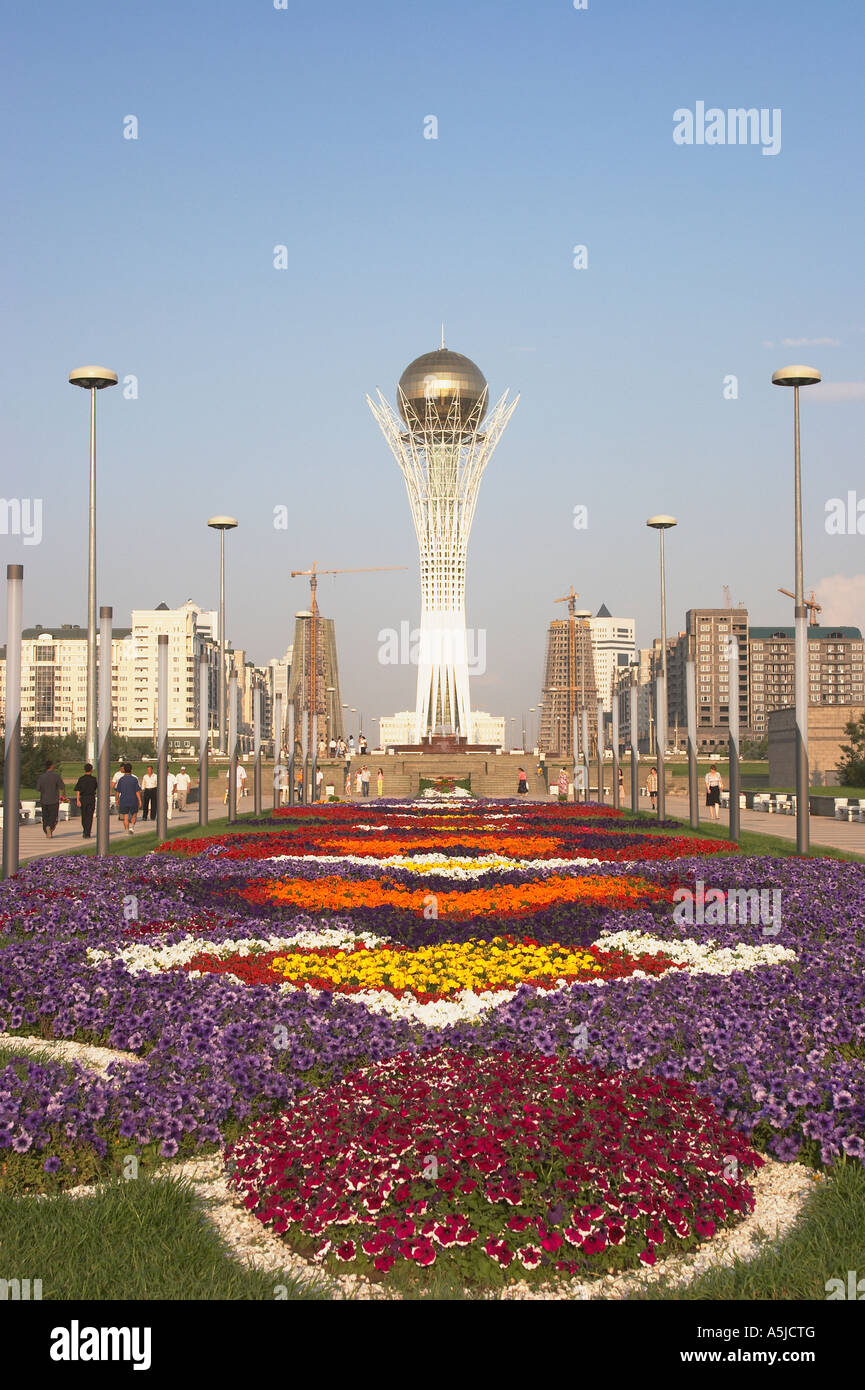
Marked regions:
[368,341,518,744]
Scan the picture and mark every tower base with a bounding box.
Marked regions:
[389,735,500,754]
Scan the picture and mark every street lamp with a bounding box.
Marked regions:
[69,366,118,764]
[325,686,336,749]
[647,515,677,821]
[207,516,238,755]
[528,707,536,752]
[772,364,822,854]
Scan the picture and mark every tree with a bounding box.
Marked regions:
[837,712,865,786]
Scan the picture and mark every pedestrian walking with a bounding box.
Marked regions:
[355,768,363,796]
[517,766,529,795]
[166,768,177,820]
[647,765,658,811]
[345,769,351,798]
[141,766,157,820]
[36,760,66,838]
[115,762,142,833]
[376,767,384,797]
[175,766,191,812]
[112,762,125,792]
[329,737,336,758]
[361,765,370,798]
[74,763,98,838]
[295,766,304,803]
[705,764,723,822]
[557,768,570,804]
[359,734,367,755]
[349,735,355,756]
[618,767,624,800]
[315,767,324,801]
[238,763,248,799]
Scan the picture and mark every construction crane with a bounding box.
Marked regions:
[778,587,822,627]
[723,584,732,609]
[289,562,407,749]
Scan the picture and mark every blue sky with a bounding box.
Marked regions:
[2,0,864,726]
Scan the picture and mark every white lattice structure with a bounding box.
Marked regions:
[368,347,517,743]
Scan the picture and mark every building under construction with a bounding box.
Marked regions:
[538,590,599,756]
[286,611,343,753]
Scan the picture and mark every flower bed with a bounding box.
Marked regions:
[226,1049,762,1282]
[0,803,863,1290]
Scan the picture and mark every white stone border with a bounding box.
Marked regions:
[0,1032,137,1076]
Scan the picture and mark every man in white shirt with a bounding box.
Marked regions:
[141,766,158,821]
[175,766,191,812]
[166,769,177,820]
[237,763,248,797]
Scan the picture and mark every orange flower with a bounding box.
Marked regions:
[239,873,670,918]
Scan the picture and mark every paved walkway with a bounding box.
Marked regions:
[662,792,864,856]
[12,787,256,867]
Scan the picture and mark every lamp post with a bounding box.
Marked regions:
[772,365,821,855]
[207,516,237,756]
[647,515,677,820]
[2,565,23,879]
[69,366,117,764]
[528,707,536,753]
[326,686,336,750]
[97,606,113,855]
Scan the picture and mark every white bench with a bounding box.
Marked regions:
[837,798,864,822]
[753,794,771,813]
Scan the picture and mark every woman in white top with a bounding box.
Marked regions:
[705,766,723,821]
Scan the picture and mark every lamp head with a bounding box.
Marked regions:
[207,516,238,531]
[69,366,118,390]
[772,365,822,388]
[647,515,677,530]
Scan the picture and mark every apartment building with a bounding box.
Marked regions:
[0,623,133,739]
[749,626,865,731]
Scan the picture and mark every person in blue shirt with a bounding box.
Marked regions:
[115,763,142,833]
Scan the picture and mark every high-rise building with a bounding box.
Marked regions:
[127,601,218,743]
[267,645,292,745]
[286,611,343,753]
[685,607,750,750]
[368,343,516,742]
[538,599,599,755]
[590,605,636,711]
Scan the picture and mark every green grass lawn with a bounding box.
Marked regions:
[636,1160,864,1301]
[0,1172,330,1301]
[2,1142,857,1301]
